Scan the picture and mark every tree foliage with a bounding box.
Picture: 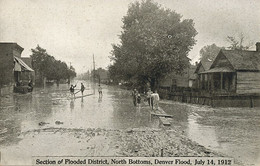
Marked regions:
[226,33,252,50]
[31,45,76,83]
[199,44,224,61]
[109,0,197,90]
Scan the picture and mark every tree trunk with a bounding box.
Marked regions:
[150,77,159,91]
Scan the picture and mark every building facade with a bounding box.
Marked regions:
[198,43,260,95]
[0,43,34,95]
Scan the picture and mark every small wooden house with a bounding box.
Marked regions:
[199,42,260,95]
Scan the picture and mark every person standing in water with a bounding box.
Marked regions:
[146,88,152,107]
[69,84,76,97]
[80,83,85,96]
[132,89,137,106]
[137,93,141,106]
[98,84,103,97]
[152,90,160,110]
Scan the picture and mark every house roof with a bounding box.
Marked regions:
[195,58,214,74]
[200,66,235,73]
[214,50,260,71]
[0,42,24,52]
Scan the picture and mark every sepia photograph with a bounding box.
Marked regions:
[0,0,259,165]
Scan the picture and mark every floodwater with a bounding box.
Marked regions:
[160,101,260,166]
[0,81,154,135]
[0,81,259,165]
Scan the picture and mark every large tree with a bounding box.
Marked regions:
[109,0,197,90]
[31,45,76,85]
[199,44,224,61]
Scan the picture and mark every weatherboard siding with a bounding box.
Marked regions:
[236,72,260,94]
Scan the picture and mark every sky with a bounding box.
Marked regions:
[0,0,260,74]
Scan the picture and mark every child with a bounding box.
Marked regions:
[69,84,76,97]
[137,93,141,106]
[132,89,137,106]
[80,83,85,96]
[98,84,103,97]
[146,88,152,107]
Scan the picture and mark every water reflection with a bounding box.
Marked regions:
[187,112,219,148]
[70,99,74,111]
[160,101,260,165]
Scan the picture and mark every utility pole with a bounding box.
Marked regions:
[68,62,72,85]
[93,54,95,83]
[92,54,96,94]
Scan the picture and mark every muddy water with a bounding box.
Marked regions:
[160,100,260,166]
[0,82,154,136]
[0,82,259,165]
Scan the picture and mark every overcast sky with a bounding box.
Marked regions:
[0,0,260,73]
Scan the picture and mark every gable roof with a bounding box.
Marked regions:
[213,50,260,71]
[195,58,213,74]
[189,65,197,79]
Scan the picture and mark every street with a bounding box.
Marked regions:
[0,81,259,165]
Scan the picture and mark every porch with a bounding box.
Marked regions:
[198,67,236,95]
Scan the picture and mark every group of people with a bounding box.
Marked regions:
[69,83,85,97]
[15,80,34,92]
[69,83,103,98]
[132,88,160,110]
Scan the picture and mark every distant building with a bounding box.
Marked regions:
[0,43,34,95]
[95,68,109,84]
[160,65,197,91]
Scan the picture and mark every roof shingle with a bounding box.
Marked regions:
[221,50,260,71]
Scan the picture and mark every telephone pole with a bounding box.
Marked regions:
[93,54,95,83]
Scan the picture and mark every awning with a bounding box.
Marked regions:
[14,56,34,72]
[199,67,235,74]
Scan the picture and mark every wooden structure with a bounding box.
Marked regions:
[165,43,260,107]
[198,47,260,95]
[194,57,214,90]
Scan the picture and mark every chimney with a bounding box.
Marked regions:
[256,42,260,52]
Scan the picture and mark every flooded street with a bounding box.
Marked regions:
[160,101,260,166]
[0,82,259,165]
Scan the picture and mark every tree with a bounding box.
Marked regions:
[109,0,197,90]
[226,33,253,50]
[31,45,76,85]
[199,44,224,61]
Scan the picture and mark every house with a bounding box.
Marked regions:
[199,42,260,95]
[194,57,214,90]
[159,64,197,91]
[0,43,34,95]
